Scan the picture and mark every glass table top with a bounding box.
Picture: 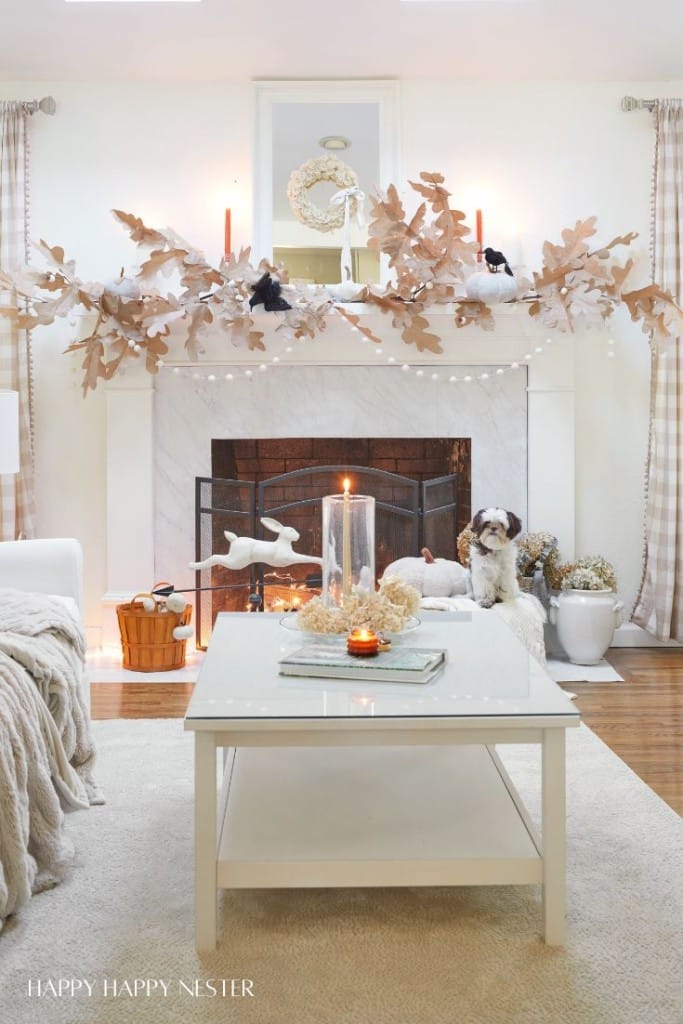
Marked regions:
[185,612,579,724]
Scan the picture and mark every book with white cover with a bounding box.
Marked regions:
[278,643,447,684]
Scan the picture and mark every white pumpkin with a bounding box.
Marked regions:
[382,548,469,598]
[465,271,519,304]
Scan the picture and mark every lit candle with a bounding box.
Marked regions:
[476,209,483,263]
[342,476,351,600]
[224,208,231,258]
[347,628,380,657]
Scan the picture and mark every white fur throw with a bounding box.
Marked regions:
[0,589,102,930]
[419,594,547,665]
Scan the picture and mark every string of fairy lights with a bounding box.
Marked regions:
[68,306,619,385]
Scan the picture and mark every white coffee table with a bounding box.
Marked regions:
[184,611,579,951]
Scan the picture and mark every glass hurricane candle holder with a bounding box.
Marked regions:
[322,491,375,608]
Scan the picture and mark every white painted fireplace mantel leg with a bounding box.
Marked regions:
[101,365,155,645]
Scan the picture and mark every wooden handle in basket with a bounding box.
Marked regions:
[130,592,157,609]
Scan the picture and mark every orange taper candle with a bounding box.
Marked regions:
[224,208,231,258]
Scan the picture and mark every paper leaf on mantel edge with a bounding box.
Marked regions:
[334,307,383,345]
[454,300,494,331]
[401,314,443,353]
[184,304,213,361]
[80,340,106,395]
[145,334,169,374]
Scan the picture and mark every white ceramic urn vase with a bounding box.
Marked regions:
[549,589,624,665]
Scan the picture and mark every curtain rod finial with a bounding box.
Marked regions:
[39,96,56,116]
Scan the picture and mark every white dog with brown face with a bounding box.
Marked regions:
[469,507,523,608]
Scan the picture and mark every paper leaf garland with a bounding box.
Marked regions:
[0,173,682,395]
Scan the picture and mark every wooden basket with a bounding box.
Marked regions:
[116,582,192,672]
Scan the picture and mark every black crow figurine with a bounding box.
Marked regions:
[483,247,514,276]
[249,272,292,311]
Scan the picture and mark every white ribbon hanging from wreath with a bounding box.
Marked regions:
[330,186,366,284]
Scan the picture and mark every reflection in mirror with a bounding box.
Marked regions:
[254,82,400,289]
[272,102,380,284]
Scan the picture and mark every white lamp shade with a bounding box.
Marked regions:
[0,390,20,475]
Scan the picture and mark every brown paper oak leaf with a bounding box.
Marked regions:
[139,248,189,279]
[409,172,452,214]
[605,259,635,298]
[112,210,167,247]
[401,314,443,353]
[184,304,213,361]
[80,339,107,395]
[454,300,494,331]
[598,231,639,254]
[220,247,258,283]
[334,307,383,345]
[33,240,77,278]
[145,334,169,374]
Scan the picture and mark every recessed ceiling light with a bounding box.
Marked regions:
[318,136,351,151]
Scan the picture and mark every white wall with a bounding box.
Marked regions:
[0,78,677,633]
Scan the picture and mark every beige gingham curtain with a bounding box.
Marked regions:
[0,101,35,541]
[633,100,683,639]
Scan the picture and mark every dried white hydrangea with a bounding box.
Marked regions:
[561,567,610,591]
[297,578,421,635]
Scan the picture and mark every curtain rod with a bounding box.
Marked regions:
[621,96,656,112]
[22,96,56,116]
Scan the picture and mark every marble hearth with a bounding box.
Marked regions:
[101,308,575,645]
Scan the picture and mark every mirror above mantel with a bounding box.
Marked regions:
[253,80,400,285]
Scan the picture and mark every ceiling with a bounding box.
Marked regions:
[2,0,682,82]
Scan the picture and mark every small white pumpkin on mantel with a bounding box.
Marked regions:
[382,547,469,598]
[465,270,519,304]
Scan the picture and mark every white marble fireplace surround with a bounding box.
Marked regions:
[102,307,575,643]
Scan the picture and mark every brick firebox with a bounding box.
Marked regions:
[211,437,471,531]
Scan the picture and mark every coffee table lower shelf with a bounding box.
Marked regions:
[215,744,542,890]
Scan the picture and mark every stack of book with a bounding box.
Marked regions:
[278,643,447,685]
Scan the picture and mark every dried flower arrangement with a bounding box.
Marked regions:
[456,524,562,588]
[559,556,617,592]
[516,532,562,583]
[297,575,420,634]
[456,524,476,568]
[1,171,682,396]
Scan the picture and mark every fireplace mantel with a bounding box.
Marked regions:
[160,302,559,367]
[101,306,576,644]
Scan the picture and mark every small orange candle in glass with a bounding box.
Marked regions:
[346,628,380,657]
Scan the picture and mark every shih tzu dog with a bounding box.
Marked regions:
[469,507,523,608]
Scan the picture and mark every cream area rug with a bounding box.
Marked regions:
[0,721,680,1024]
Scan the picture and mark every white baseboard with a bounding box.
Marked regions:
[610,622,682,648]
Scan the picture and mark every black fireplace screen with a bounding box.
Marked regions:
[194,466,459,648]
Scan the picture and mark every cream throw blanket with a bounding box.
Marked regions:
[420,594,547,665]
[0,589,102,930]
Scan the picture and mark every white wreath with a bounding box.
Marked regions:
[287,155,360,233]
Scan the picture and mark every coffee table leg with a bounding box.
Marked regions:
[542,728,566,945]
[195,731,217,952]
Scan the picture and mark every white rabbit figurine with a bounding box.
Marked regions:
[189,517,323,572]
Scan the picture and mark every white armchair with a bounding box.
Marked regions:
[0,538,84,618]
[0,538,88,710]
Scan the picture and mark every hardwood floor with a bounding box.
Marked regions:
[560,649,683,816]
[89,647,683,816]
